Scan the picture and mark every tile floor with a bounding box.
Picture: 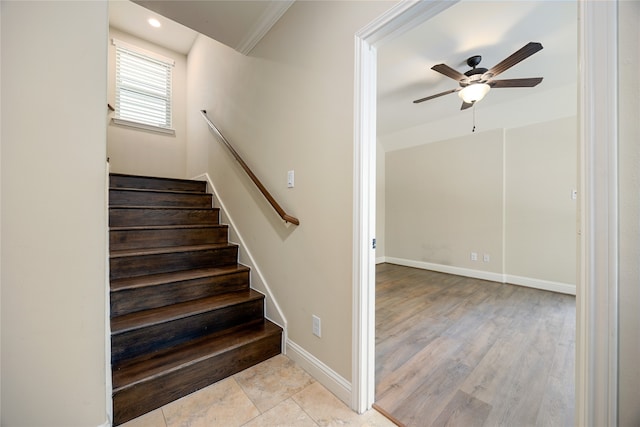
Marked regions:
[121,355,395,427]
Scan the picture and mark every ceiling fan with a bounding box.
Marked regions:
[413,42,544,110]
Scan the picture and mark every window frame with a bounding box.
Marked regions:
[112,38,175,135]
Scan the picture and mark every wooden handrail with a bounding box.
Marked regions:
[200,110,300,226]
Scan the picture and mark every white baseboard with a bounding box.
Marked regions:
[286,340,351,406]
[375,256,386,264]
[383,257,576,296]
[191,173,288,338]
[504,274,576,295]
[384,257,505,283]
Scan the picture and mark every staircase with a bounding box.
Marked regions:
[109,173,282,425]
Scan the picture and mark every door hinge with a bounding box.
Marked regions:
[372,238,376,249]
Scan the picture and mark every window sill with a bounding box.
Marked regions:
[111,118,176,135]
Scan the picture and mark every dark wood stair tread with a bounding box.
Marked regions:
[109,206,221,227]
[110,224,226,231]
[111,290,264,335]
[109,187,207,196]
[110,243,236,259]
[110,173,207,193]
[112,319,282,391]
[110,205,219,210]
[110,265,249,292]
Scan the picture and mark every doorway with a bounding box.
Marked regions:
[352,1,619,425]
[372,2,578,422]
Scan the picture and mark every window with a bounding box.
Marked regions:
[113,39,174,133]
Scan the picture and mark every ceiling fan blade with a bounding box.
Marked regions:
[413,88,459,104]
[487,42,543,78]
[431,64,467,82]
[490,77,543,88]
[460,101,474,110]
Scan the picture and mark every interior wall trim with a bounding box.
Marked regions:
[384,257,504,283]
[505,274,576,296]
[191,173,288,344]
[235,0,295,54]
[383,257,576,295]
[577,1,619,425]
[105,162,113,427]
[352,0,460,413]
[286,340,351,406]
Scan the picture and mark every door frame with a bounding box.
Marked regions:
[352,1,619,425]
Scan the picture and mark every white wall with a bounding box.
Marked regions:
[186,0,395,387]
[618,1,640,424]
[1,2,108,426]
[107,27,188,179]
[382,118,577,290]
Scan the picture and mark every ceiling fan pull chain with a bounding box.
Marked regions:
[472,104,476,133]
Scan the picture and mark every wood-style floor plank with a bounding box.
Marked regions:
[375,263,575,427]
[431,390,492,427]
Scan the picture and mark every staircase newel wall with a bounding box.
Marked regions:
[1,2,109,425]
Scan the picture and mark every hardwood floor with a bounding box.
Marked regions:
[375,263,575,427]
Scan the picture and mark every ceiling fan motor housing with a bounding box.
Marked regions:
[466,55,482,68]
[463,55,488,84]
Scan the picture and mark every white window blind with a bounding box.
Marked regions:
[113,39,174,132]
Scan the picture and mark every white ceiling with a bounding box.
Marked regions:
[109,0,198,55]
[109,0,293,55]
[109,0,578,149]
[377,0,578,142]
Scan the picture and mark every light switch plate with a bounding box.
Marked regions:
[312,315,321,337]
[287,170,294,188]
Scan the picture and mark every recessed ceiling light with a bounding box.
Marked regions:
[148,18,161,28]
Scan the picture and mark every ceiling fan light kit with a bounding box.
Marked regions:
[458,83,491,104]
[413,42,544,111]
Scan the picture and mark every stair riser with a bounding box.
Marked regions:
[110,246,238,280]
[111,270,250,317]
[110,208,219,227]
[110,189,213,208]
[110,175,207,193]
[110,227,228,251]
[112,332,281,425]
[111,298,264,365]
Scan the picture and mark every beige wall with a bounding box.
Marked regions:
[505,117,577,284]
[385,129,505,273]
[383,118,577,287]
[107,27,188,179]
[618,0,640,424]
[1,1,108,426]
[376,142,386,260]
[0,0,633,424]
[186,1,395,382]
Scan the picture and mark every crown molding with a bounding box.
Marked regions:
[235,0,295,55]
